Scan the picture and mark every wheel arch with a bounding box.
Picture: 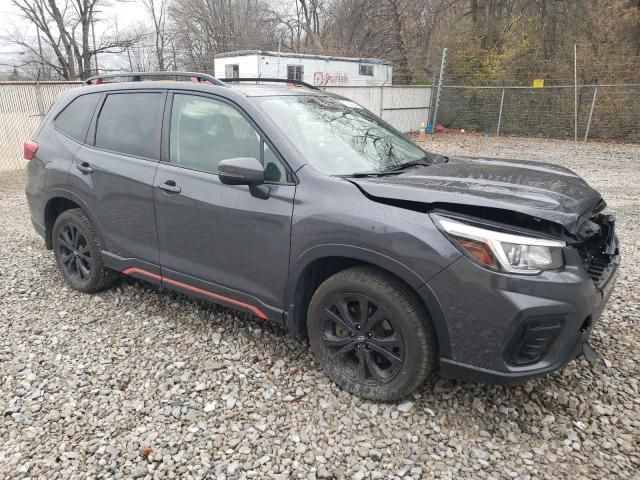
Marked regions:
[44,190,104,250]
[285,245,451,355]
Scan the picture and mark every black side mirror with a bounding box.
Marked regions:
[218,157,270,199]
[218,157,265,186]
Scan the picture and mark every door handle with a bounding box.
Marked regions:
[76,162,93,174]
[159,180,181,193]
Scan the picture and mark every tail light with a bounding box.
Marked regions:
[24,141,39,161]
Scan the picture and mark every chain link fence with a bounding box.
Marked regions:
[0,62,638,172]
[0,81,81,171]
[435,84,640,142]
[0,81,432,172]
[427,44,640,142]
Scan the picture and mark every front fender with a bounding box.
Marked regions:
[287,244,427,305]
[285,243,451,356]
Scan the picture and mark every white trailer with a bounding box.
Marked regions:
[214,50,393,86]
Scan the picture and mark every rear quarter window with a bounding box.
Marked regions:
[54,93,100,142]
[95,92,163,159]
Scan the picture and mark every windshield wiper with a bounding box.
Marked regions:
[346,170,405,178]
[344,155,448,178]
[385,155,447,173]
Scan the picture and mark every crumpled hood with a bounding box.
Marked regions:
[350,156,603,233]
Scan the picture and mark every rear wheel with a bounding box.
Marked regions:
[52,209,118,292]
[307,266,436,401]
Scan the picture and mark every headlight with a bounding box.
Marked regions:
[433,215,565,274]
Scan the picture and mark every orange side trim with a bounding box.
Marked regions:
[122,267,269,320]
[123,267,162,281]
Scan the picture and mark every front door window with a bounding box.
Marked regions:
[169,94,260,174]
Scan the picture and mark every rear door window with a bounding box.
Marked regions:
[95,92,163,159]
[55,94,100,142]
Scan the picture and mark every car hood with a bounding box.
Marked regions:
[349,156,603,234]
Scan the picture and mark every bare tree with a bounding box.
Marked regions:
[10,0,140,79]
[324,0,452,82]
[7,0,639,85]
[297,0,326,51]
[142,0,172,70]
[170,0,278,71]
[266,0,327,52]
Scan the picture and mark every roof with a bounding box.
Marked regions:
[79,72,328,96]
[76,79,332,98]
[226,83,329,97]
[216,50,393,66]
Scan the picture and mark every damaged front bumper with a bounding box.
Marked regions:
[428,215,620,384]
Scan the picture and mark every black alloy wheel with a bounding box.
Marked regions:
[308,266,436,401]
[57,223,92,282]
[52,209,118,293]
[321,293,404,385]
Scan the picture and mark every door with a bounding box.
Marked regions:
[154,92,295,316]
[69,91,165,268]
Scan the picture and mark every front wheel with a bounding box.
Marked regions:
[307,266,437,401]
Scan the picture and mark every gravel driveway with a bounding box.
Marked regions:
[1,135,639,479]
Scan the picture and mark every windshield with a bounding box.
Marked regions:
[255,95,433,176]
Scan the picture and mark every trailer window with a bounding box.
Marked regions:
[359,65,374,76]
[287,65,304,81]
[225,64,239,78]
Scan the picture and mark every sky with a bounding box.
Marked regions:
[0,0,148,75]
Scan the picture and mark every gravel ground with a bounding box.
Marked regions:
[1,135,639,480]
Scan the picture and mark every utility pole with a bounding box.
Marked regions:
[91,14,100,75]
[36,29,44,78]
[277,36,282,78]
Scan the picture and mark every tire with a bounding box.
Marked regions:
[52,208,118,293]
[307,266,436,401]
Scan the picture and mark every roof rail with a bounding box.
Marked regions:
[83,71,227,87]
[220,77,320,90]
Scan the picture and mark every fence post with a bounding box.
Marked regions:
[427,72,436,127]
[35,80,45,116]
[584,86,598,142]
[496,87,505,137]
[379,85,384,118]
[431,48,447,132]
[574,44,578,142]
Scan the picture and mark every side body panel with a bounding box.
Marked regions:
[153,151,295,316]
[286,166,463,346]
[25,127,80,235]
[69,147,160,265]
[66,90,165,266]
[25,91,87,236]
[150,89,298,319]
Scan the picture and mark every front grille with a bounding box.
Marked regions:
[577,214,618,289]
[586,255,617,288]
[587,256,609,281]
[506,315,565,366]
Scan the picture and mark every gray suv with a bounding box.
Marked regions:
[25,72,620,400]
